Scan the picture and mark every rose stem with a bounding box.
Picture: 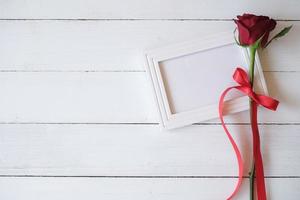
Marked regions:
[249,45,257,200]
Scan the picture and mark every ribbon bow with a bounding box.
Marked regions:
[219,67,279,200]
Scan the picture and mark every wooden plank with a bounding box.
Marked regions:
[0,124,299,176]
[0,71,299,123]
[0,71,155,123]
[0,21,297,71]
[0,0,299,19]
[0,177,299,200]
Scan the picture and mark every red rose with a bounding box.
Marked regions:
[234,13,276,47]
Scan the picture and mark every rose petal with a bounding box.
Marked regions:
[261,32,270,47]
[261,19,277,47]
[267,19,277,31]
[235,14,277,46]
[248,18,271,44]
[234,19,251,45]
[237,14,267,28]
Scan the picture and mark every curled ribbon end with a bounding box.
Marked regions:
[220,67,279,200]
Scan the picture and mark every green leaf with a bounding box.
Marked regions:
[265,25,293,47]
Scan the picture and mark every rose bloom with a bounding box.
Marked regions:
[234,13,276,47]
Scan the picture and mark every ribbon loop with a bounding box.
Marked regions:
[233,67,279,111]
[233,67,251,87]
[219,67,279,200]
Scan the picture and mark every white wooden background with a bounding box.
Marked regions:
[0,0,299,199]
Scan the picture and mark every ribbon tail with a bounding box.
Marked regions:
[251,102,267,200]
[219,87,244,200]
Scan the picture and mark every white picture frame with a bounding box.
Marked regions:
[145,32,268,129]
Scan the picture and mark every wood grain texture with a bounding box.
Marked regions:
[0,124,299,176]
[0,177,299,200]
[0,21,297,71]
[0,71,155,123]
[0,0,299,198]
[0,0,299,19]
[0,72,299,123]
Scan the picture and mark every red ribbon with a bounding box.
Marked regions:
[219,67,279,200]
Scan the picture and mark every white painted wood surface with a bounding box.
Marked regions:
[0,0,299,199]
[0,0,299,19]
[0,72,299,123]
[0,21,298,71]
[0,124,299,176]
[0,177,299,200]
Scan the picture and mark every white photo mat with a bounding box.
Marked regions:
[145,32,268,129]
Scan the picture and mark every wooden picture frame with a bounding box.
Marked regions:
[145,32,268,129]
